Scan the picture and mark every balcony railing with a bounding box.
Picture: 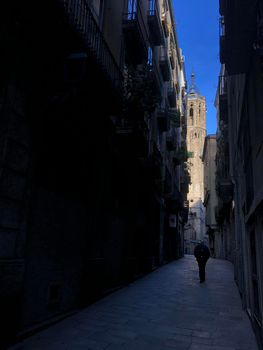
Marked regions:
[159,46,171,81]
[218,178,233,203]
[147,56,162,96]
[169,108,180,127]
[164,166,172,196]
[179,200,189,223]
[123,0,149,64]
[219,75,228,122]
[219,16,227,64]
[148,0,164,46]
[166,129,177,151]
[61,0,123,92]
[167,85,176,107]
[115,119,134,135]
[219,75,227,96]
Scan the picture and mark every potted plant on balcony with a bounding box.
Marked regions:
[122,63,161,120]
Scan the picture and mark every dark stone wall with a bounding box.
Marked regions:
[0,1,177,345]
[21,188,86,328]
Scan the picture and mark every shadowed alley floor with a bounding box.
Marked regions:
[10,255,258,350]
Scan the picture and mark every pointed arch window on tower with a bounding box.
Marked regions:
[189,106,194,125]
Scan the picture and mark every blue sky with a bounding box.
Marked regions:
[172,0,220,134]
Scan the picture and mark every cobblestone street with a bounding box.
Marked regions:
[10,256,258,350]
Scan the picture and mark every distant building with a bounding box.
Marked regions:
[184,73,207,254]
[202,134,219,257]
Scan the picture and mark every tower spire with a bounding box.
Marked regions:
[191,72,195,86]
[189,71,199,95]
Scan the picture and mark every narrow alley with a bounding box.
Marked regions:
[10,256,258,350]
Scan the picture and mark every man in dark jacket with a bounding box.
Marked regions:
[194,241,210,283]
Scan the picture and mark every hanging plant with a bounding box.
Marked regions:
[122,63,161,119]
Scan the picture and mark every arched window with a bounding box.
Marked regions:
[189,107,194,126]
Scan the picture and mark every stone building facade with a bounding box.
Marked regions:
[0,0,189,346]
[184,74,207,254]
[217,0,263,348]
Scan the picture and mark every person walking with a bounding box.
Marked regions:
[194,241,210,283]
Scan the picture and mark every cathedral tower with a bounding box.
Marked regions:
[184,73,207,254]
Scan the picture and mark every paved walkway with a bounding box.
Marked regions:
[10,255,258,350]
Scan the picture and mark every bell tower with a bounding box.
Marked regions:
[184,73,207,254]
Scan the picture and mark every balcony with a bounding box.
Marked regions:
[169,109,180,127]
[166,127,178,150]
[179,200,189,223]
[221,1,257,74]
[172,148,187,166]
[167,85,176,107]
[220,35,227,65]
[61,0,123,95]
[157,108,170,132]
[159,47,171,82]
[218,178,233,203]
[169,46,176,70]
[115,119,134,135]
[164,166,172,196]
[123,0,148,65]
[161,12,170,38]
[148,0,164,46]
[147,57,162,96]
[219,75,228,122]
[219,16,227,64]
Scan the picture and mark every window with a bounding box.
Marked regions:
[190,108,194,117]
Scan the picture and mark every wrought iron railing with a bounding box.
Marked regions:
[219,75,227,96]
[219,16,225,37]
[147,54,162,93]
[60,0,123,91]
[160,45,169,62]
